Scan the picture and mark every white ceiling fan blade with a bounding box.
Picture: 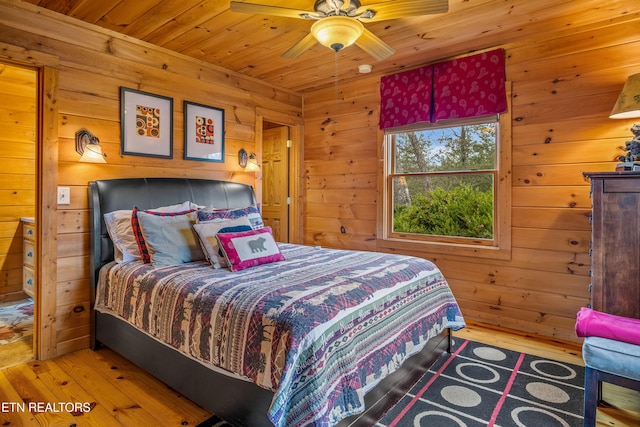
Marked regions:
[355,28,395,60]
[230,2,313,20]
[281,33,319,59]
[357,0,449,22]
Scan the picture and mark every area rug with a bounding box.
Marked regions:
[0,299,34,346]
[377,338,584,427]
[196,339,584,427]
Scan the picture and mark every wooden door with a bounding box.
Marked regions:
[261,126,289,242]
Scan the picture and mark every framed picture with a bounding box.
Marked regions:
[120,87,173,158]
[184,101,225,162]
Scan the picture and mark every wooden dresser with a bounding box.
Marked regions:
[21,217,35,299]
[584,172,640,319]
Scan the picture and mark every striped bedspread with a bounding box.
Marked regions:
[95,244,465,427]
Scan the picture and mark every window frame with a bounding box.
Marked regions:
[377,84,512,260]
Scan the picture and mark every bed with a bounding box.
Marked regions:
[88,177,466,427]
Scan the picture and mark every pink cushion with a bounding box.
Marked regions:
[215,227,284,271]
[575,307,640,346]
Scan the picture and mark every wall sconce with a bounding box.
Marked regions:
[238,148,260,171]
[610,73,640,171]
[75,129,106,163]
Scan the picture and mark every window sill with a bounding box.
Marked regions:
[377,237,512,261]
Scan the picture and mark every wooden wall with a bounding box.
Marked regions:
[303,11,640,342]
[0,0,638,360]
[0,1,302,358]
[0,64,36,303]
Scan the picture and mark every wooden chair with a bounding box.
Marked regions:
[582,336,640,426]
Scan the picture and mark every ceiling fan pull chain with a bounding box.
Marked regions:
[333,51,339,125]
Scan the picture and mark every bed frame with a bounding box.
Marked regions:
[88,177,452,426]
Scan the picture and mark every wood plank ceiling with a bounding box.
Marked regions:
[21,0,636,94]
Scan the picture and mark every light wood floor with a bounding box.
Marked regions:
[0,338,33,370]
[0,321,637,426]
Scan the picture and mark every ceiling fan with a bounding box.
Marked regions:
[229,0,449,60]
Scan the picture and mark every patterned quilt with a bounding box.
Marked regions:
[95,244,466,427]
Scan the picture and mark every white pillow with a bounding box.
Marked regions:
[136,210,203,267]
[192,217,253,269]
[104,201,191,263]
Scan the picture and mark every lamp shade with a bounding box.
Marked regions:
[311,16,364,52]
[246,153,261,172]
[79,144,107,163]
[610,73,640,119]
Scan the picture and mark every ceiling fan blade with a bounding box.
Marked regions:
[355,28,395,60]
[281,33,318,59]
[230,2,313,20]
[357,0,449,22]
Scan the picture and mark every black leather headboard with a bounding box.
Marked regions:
[88,178,256,291]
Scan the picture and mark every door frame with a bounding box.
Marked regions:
[37,66,60,360]
[255,108,304,244]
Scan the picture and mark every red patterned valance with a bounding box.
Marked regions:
[379,49,506,129]
[379,65,434,129]
[433,49,506,122]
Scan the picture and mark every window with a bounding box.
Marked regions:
[380,111,511,260]
[378,49,510,259]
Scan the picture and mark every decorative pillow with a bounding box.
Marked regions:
[135,209,203,267]
[132,207,198,264]
[216,227,284,272]
[197,205,264,230]
[192,217,253,269]
[104,201,191,263]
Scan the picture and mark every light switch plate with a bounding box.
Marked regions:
[57,187,70,205]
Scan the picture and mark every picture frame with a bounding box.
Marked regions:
[184,101,225,162]
[120,87,173,159]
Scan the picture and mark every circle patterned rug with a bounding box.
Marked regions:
[377,338,584,427]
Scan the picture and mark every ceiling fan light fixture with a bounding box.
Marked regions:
[311,16,364,52]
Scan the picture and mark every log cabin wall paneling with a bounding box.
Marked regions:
[0,1,302,358]
[303,12,640,342]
